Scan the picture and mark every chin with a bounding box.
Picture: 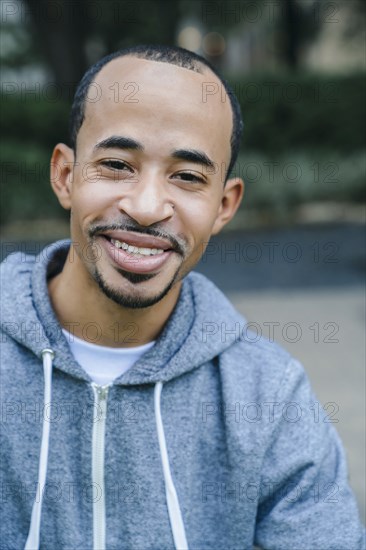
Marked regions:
[93,266,180,309]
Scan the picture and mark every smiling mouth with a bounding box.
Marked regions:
[101,235,176,275]
[108,237,169,256]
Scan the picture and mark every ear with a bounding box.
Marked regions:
[50,143,75,210]
[211,177,244,235]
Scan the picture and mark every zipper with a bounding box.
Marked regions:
[91,383,110,550]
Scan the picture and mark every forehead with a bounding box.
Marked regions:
[79,56,233,162]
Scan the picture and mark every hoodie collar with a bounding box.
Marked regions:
[3,239,243,385]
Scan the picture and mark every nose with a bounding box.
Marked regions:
[117,170,174,227]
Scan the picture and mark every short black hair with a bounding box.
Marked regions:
[69,44,243,180]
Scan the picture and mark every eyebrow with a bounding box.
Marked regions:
[93,136,215,171]
[94,136,143,152]
[171,149,215,171]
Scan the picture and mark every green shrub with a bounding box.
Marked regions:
[233,150,366,212]
[228,72,366,153]
[1,94,70,147]
[0,141,66,223]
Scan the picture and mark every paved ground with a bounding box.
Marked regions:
[1,222,365,522]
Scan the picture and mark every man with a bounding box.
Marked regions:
[1,45,364,549]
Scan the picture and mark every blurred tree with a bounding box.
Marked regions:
[342,0,366,37]
[4,0,365,91]
[283,0,300,69]
[178,0,324,71]
[20,0,181,96]
[22,0,89,93]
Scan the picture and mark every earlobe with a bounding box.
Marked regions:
[50,143,75,210]
[211,177,244,235]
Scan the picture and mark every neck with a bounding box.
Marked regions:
[47,249,182,348]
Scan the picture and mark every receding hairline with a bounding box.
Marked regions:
[82,54,233,134]
[91,53,227,95]
[115,52,206,73]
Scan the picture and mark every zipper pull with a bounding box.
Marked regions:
[98,385,110,400]
[92,383,110,402]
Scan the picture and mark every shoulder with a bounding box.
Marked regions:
[1,251,35,319]
[187,271,301,399]
[219,328,298,400]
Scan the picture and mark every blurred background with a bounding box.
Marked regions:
[1,0,365,523]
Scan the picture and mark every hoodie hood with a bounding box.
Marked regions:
[1,239,245,385]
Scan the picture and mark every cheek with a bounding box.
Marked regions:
[71,181,115,226]
[178,196,220,249]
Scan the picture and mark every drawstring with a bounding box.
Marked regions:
[24,355,188,549]
[25,349,54,550]
[154,382,189,550]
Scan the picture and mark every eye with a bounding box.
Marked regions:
[174,171,206,184]
[100,160,133,172]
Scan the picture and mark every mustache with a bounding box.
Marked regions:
[88,222,186,256]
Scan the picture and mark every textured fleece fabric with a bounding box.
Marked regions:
[1,239,365,549]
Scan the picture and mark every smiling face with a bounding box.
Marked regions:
[51,56,243,309]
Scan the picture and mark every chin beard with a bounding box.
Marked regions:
[93,266,181,309]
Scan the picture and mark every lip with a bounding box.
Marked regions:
[101,230,173,251]
[100,236,175,274]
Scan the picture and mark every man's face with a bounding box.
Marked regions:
[56,57,239,308]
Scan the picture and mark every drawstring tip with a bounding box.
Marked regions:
[41,348,55,360]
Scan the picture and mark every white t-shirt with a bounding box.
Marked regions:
[62,329,155,386]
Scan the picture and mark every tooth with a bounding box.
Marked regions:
[111,238,166,255]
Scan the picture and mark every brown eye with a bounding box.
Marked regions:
[101,160,132,171]
[175,172,205,184]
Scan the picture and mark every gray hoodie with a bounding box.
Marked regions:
[1,240,365,549]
